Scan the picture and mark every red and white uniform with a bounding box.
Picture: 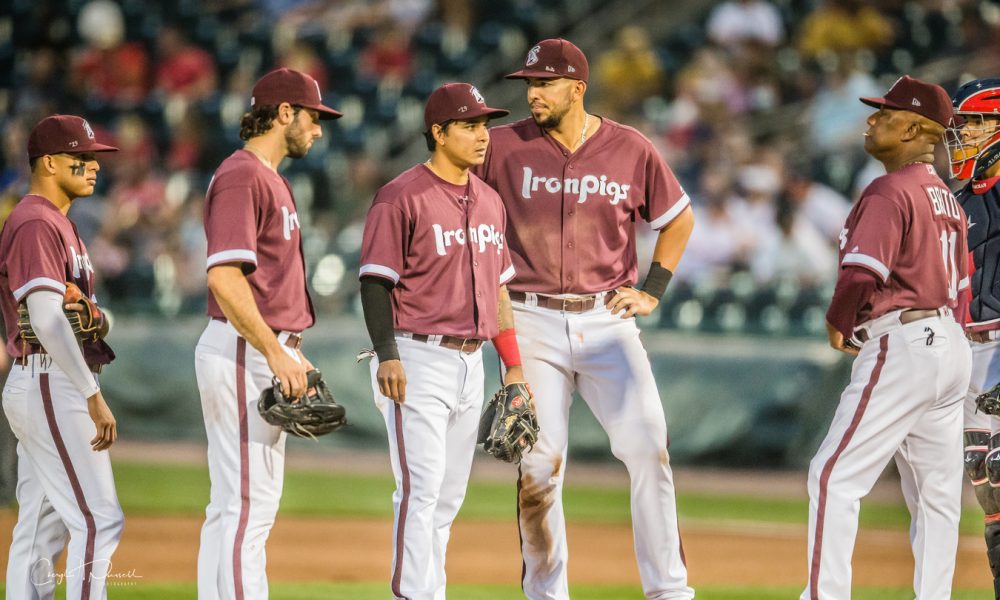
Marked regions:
[475,118,694,600]
[359,164,514,600]
[803,163,972,599]
[196,150,312,600]
[1,195,123,600]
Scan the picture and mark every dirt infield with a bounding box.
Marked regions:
[0,512,990,589]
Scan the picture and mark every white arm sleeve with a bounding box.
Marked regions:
[25,290,100,398]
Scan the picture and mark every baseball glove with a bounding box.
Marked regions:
[257,369,347,438]
[477,382,539,463]
[18,282,106,345]
[976,381,1000,416]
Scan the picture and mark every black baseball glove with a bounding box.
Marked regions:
[976,381,1000,416]
[478,382,539,463]
[258,369,347,438]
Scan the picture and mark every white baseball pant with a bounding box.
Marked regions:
[3,358,123,600]
[195,318,301,600]
[803,313,971,599]
[369,335,484,600]
[512,298,693,600]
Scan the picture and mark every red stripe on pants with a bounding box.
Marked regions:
[233,338,249,600]
[809,335,889,599]
[40,374,96,600]
[391,403,412,600]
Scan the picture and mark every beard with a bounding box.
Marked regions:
[531,101,568,130]
[285,124,312,159]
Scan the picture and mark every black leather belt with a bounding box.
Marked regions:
[212,316,302,350]
[409,334,483,353]
[855,308,944,343]
[509,291,605,313]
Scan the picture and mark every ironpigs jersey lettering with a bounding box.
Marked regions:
[0,194,114,364]
[359,164,514,340]
[204,150,315,332]
[958,175,1000,327]
[838,163,969,326]
[474,117,689,295]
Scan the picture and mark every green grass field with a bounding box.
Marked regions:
[3,461,989,597]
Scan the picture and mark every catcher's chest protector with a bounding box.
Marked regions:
[961,183,1000,323]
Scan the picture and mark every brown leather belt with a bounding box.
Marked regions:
[509,291,605,313]
[16,347,103,373]
[967,329,1000,343]
[212,316,302,350]
[855,308,944,343]
[409,334,483,353]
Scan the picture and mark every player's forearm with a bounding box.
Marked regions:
[826,266,880,339]
[207,265,285,359]
[25,291,100,398]
[497,285,516,331]
[650,206,694,271]
[360,276,399,361]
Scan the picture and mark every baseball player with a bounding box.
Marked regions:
[358,83,523,600]
[947,76,1000,595]
[803,76,971,599]
[0,114,121,600]
[474,39,696,600]
[195,68,341,600]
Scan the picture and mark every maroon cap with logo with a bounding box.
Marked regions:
[424,83,510,131]
[251,68,343,120]
[506,38,589,82]
[860,75,954,127]
[27,115,118,159]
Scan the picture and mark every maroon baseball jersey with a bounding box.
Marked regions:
[0,195,114,364]
[359,164,515,340]
[473,117,690,294]
[204,150,315,332]
[836,162,969,325]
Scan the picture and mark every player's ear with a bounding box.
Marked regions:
[573,80,587,101]
[277,102,296,126]
[432,123,446,146]
[39,154,58,175]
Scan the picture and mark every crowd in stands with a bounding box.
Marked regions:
[1,0,998,335]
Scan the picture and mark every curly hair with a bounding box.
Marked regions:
[239,105,300,141]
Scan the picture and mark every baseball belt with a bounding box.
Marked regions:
[854,308,945,343]
[16,346,103,373]
[509,291,607,313]
[967,329,1000,343]
[396,332,484,353]
[212,316,303,349]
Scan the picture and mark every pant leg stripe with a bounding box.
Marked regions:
[391,402,412,600]
[40,373,96,600]
[232,338,249,600]
[809,335,888,599]
[516,465,527,591]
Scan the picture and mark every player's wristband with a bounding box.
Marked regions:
[639,263,673,301]
[491,328,521,368]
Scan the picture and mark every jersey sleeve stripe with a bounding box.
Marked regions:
[13,277,67,302]
[842,253,890,281]
[499,265,516,285]
[648,193,691,230]
[207,249,258,268]
[359,263,401,284]
[960,276,970,291]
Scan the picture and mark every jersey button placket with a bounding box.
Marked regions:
[562,160,577,292]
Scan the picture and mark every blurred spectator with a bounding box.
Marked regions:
[154,26,218,103]
[750,195,837,287]
[594,26,666,121]
[784,168,853,241]
[275,39,329,92]
[11,49,63,118]
[359,23,415,84]
[706,0,785,50]
[0,119,30,220]
[807,55,880,153]
[70,0,150,106]
[797,0,894,60]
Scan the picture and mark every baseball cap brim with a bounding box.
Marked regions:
[506,69,575,80]
[302,103,343,120]
[859,95,905,111]
[32,142,119,158]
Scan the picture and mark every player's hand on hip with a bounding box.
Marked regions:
[377,359,407,404]
[608,286,659,318]
[86,391,117,451]
[826,321,860,356]
[267,350,309,398]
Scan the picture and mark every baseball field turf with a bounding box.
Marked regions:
[0,460,991,597]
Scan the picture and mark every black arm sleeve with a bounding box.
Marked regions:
[360,276,399,362]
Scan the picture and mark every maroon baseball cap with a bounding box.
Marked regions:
[251,68,343,120]
[860,75,954,127]
[506,38,589,82]
[27,115,118,159]
[424,83,509,131]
